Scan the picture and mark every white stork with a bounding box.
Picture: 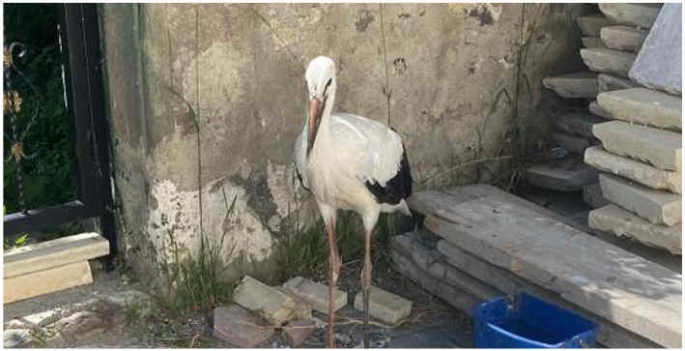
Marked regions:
[294,56,413,348]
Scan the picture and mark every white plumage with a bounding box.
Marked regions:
[293,56,413,348]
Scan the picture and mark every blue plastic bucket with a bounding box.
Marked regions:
[474,292,598,348]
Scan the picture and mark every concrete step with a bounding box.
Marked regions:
[589,204,681,255]
[580,48,636,78]
[629,3,682,95]
[597,73,640,93]
[589,100,612,119]
[583,183,609,209]
[553,133,593,155]
[553,112,605,140]
[582,36,606,49]
[600,173,681,226]
[600,25,649,52]
[526,157,598,192]
[542,71,598,98]
[597,88,682,131]
[577,14,613,36]
[593,120,681,171]
[599,3,662,29]
[584,146,681,194]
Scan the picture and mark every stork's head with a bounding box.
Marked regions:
[305,56,336,156]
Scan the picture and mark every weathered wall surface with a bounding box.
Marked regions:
[100,3,586,290]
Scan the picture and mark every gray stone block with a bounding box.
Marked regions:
[599,3,661,29]
[582,36,606,49]
[212,305,275,348]
[233,275,296,326]
[553,133,592,155]
[525,158,598,192]
[600,25,648,52]
[580,48,636,78]
[353,285,412,324]
[597,73,640,93]
[542,71,598,98]
[282,276,347,315]
[597,88,682,131]
[629,3,682,95]
[583,183,609,209]
[600,173,681,226]
[553,112,604,140]
[577,15,613,36]
[589,205,681,255]
[589,100,613,119]
[584,146,681,194]
[593,120,681,171]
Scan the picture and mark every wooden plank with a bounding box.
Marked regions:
[4,233,109,278]
[391,249,482,315]
[425,197,681,347]
[391,232,500,300]
[437,239,661,348]
[4,261,93,304]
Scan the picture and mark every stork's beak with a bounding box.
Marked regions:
[307,96,324,157]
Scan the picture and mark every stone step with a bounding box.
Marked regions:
[593,120,681,171]
[353,286,412,324]
[599,3,662,29]
[282,276,347,315]
[233,275,296,326]
[582,36,606,49]
[589,205,681,255]
[553,112,604,140]
[600,173,681,226]
[597,88,682,131]
[553,133,593,155]
[589,100,613,119]
[542,71,598,98]
[580,48,636,78]
[597,73,640,93]
[525,157,598,192]
[583,183,609,209]
[584,146,681,194]
[600,25,649,52]
[629,3,682,95]
[577,14,613,37]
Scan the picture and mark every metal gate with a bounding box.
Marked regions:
[3,4,116,267]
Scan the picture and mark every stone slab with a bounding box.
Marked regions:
[525,158,598,191]
[600,173,681,226]
[233,275,295,326]
[593,120,681,171]
[629,3,682,95]
[4,233,109,279]
[542,71,598,98]
[284,319,316,347]
[589,100,612,118]
[353,286,412,324]
[584,146,681,194]
[583,183,609,209]
[4,261,93,305]
[597,73,640,93]
[589,205,681,255]
[424,197,682,347]
[577,15,613,36]
[600,25,648,52]
[582,36,605,49]
[553,133,593,154]
[282,276,347,315]
[597,88,682,131]
[580,48,636,78]
[599,3,661,29]
[553,112,604,140]
[212,305,274,348]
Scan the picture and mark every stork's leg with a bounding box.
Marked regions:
[362,228,372,348]
[326,220,341,348]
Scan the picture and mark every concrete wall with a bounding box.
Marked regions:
[100,3,586,290]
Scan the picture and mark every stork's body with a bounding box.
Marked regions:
[294,56,413,348]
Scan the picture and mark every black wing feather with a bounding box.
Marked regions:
[364,144,413,205]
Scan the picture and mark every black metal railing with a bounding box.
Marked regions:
[3,4,116,267]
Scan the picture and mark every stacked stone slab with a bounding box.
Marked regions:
[583,4,682,255]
